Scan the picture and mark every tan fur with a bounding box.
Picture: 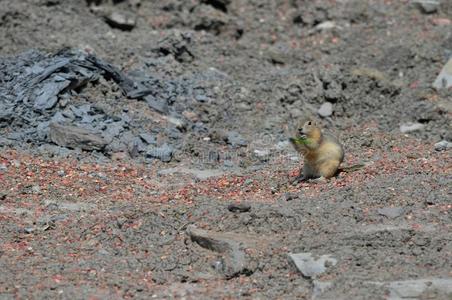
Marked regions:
[289,120,344,180]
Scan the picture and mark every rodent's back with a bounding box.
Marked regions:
[318,133,344,163]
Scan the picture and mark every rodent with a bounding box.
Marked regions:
[289,119,344,181]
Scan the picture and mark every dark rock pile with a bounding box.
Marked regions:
[0,48,215,161]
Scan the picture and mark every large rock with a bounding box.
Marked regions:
[186,225,256,278]
[49,123,108,151]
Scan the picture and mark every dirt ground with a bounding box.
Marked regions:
[0,0,451,299]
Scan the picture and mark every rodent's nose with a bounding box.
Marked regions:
[298,128,304,135]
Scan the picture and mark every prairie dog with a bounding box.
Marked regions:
[289,120,344,181]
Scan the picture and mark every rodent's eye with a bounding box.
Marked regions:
[307,121,312,126]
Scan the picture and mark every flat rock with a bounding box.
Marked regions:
[288,252,337,278]
[49,123,108,151]
[377,207,404,219]
[400,122,424,133]
[33,78,71,111]
[318,102,333,117]
[186,225,252,278]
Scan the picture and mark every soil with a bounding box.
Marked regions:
[0,0,451,299]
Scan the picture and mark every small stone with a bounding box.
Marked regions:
[182,110,199,122]
[223,160,234,167]
[57,170,65,177]
[105,11,136,31]
[227,203,251,213]
[281,192,296,201]
[315,21,336,30]
[266,43,292,64]
[31,185,42,194]
[318,102,333,117]
[0,164,7,172]
[226,131,248,147]
[253,149,270,158]
[400,122,424,133]
[167,117,186,130]
[24,227,35,234]
[434,140,452,151]
[377,207,404,219]
[243,178,253,185]
[288,253,337,278]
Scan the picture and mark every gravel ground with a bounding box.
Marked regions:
[0,0,451,299]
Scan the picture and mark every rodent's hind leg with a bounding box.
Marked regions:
[319,159,341,178]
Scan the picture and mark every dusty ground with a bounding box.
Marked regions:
[0,0,451,299]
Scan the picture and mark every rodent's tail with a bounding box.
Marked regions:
[338,163,367,173]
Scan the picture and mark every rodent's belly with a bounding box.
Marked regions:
[316,144,343,163]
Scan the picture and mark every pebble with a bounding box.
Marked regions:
[24,227,35,234]
[253,149,270,158]
[400,122,424,133]
[318,102,333,117]
[31,185,42,194]
[226,131,248,147]
[105,11,136,31]
[377,207,404,219]
[227,203,251,213]
[223,160,234,168]
[281,192,296,201]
